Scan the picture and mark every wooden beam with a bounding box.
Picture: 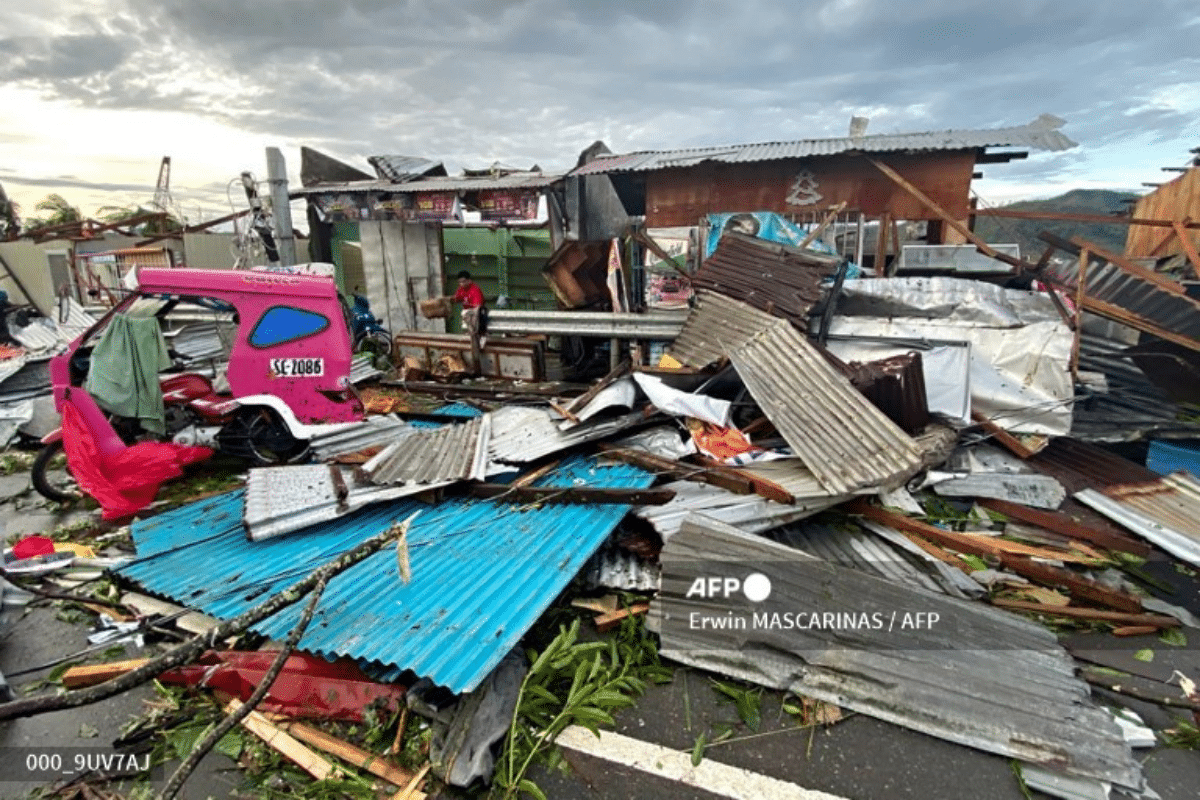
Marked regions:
[1171,219,1200,279]
[63,659,152,690]
[228,700,335,780]
[692,456,796,505]
[593,603,651,633]
[875,212,890,273]
[851,501,1103,563]
[798,201,847,250]
[970,411,1042,459]
[274,720,421,791]
[1072,246,1089,381]
[468,484,676,505]
[990,599,1179,628]
[864,156,1032,271]
[1068,235,1185,295]
[996,555,1142,613]
[633,231,691,279]
[977,498,1151,556]
[597,445,757,497]
[973,208,1200,229]
[566,357,631,415]
[1076,293,1200,352]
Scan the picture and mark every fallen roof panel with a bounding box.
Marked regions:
[1076,472,1200,567]
[691,233,841,325]
[667,291,784,369]
[116,455,655,694]
[487,405,648,463]
[363,415,489,485]
[728,319,924,494]
[651,514,1141,790]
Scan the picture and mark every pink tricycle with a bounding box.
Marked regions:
[33,267,364,506]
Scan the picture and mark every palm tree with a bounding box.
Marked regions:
[96,204,185,235]
[22,193,82,234]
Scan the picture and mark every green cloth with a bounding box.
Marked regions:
[83,312,171,435]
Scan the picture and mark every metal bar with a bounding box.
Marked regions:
[487,309,686,339]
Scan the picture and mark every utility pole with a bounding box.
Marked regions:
[266,147,296,267]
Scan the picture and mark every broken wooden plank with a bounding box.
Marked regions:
[798,202,847,250]
[1112,625,1159,637]
[1069,235,1186,296]
[977,498,1151,556]
[853,502,1104,564]
[120,591,223,636]
[970,411,1044,459]
[593,603,651,633]
[865,156,1031,271]
[62,659,153,690]
[995,555,1142,614]
[274,719,421,791]
[597,446,756,497]
[468,484,675,506]
[392,764,431,800]
[227,699,335,780]
[990,599,1179,628]
[693,456,797,505]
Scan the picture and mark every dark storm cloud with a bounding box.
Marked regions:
[5,0,1199,187]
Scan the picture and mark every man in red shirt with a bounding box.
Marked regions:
[449,270,487,371]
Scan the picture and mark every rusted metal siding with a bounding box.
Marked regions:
[644,152,978,226]
[692,232,840,323]
[363,415,489,485]
[728,319,924,494]
[1125,168,1200,259]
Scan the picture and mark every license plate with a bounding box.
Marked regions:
[270,357,325,377]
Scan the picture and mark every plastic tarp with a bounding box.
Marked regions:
[61,395,212,520]
[705,212,839,258]
[827,277,1073,436]
[632,372,731,427]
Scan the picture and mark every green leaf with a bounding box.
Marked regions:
[960,554,988,572]
[571,707,615,728]
[735,693,762,730]
[691,732,707,766]
[1134,649,1155,663]
[525,685,559,705]
[518,778,549,800]
[214,730,244,760]
[1160,628,1188,647]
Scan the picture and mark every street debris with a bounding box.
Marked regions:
[4,131,1200,800]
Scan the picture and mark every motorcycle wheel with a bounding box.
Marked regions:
[356,329,393,360]
[218,407,310,466]
[31,440,81,503]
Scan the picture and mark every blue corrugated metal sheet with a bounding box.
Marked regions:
[1147,440,1200,476]
[116,455,653,693]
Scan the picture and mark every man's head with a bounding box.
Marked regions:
[456,270,471,288]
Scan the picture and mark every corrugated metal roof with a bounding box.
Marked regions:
[349,354,384,384]
[651,514,1141,790]
[728,319,924,494]
[487,406,647,463]
[296,172,562,196]
[1041,256,1200,346]
[692,233,841,324]
[366,155,445,183]
[633,458,854,540]
[668,290,787,369]
[363,415,489,485]
[1030,437,1160,494]
[771,519,983,600]
[243,464,438,541]
[570,115,1076,176]
[309,415,414,462]
[115,455,655,693]
[579,541,661,592]
[167,322,227,363]
[1076,471,1200,567]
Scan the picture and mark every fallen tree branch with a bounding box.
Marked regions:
[0,513,418,721]
[158,573,329,800]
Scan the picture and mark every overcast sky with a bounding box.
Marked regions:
[2,0,1197,227]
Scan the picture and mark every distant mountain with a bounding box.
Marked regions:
[973,189,1139,258]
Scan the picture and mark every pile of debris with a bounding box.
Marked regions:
[4,229,1200,800]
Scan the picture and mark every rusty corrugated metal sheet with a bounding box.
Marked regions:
[1103,472,1200,542]
[667,290,786,368]
[1040,254,1200,348]
[570,115,1076,176]
[845,351,930,434]
[366,155,445,182]
[692,232,841,323]
[1030,438,1160,494]
[728,319,924,494]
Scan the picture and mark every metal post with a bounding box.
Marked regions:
[266,147,297,267]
